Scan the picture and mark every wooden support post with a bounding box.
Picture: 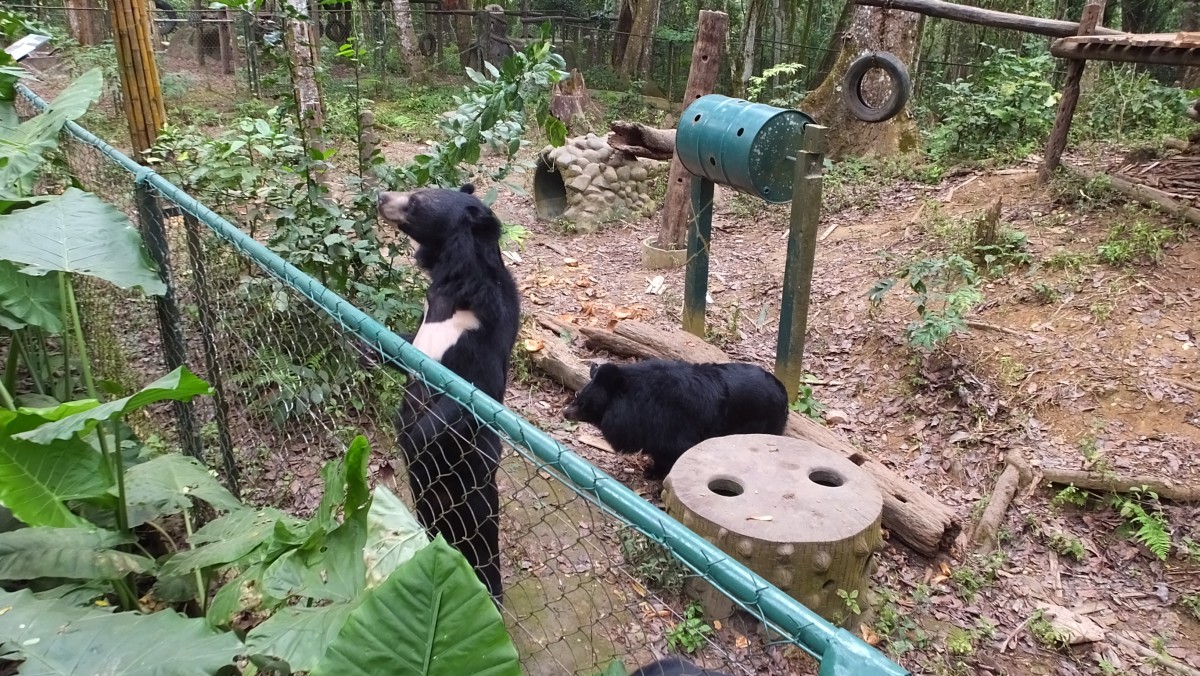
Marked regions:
[108,0,166,158]
[682,176,715,338]
[654,10,728,255]
[219,7,236,75]
[1037,0,1105,185]
[775,125,827,401]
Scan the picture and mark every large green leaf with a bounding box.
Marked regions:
[363,485,428,588]
[0,187,167,295]
[122,454,242,527]
[0,587,243,675]
[160,508,292,579]
[0,260,62,333]
[311,536,520,676]
[15,367,211,444]
[244,599,363,672]
[206,561,269,627]
[261,517,366,604]
[0,527,152,580]
[0,410,112,528]
[0,69,102,200]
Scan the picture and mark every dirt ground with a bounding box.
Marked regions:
[447,144,1200,675]
[25,48,1200,674]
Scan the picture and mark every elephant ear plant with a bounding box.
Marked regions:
[0,64,522,674]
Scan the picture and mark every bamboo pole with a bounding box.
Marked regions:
[107,0,166,159]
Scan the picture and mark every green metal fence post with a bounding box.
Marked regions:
[183,213,240,496]
[682,175,714,338]
[774,124,828,402]
[134,180,204,460]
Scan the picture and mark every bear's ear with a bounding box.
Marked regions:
[459,184,476,195]
[588,362,602,378]
[592,363,624,389]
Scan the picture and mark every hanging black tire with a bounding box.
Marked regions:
[324,18,349,43]
[418,31,437,57]
[842,51,911,124]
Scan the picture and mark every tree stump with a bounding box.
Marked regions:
[662,434,884,627]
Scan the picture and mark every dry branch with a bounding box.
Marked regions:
[972,450,1033,554]
[1041,467,1200,502]
[540,317,961,556]
[851,0,1123,37]
[1108,633,1200,676]
[608,121,677,161]
[1063,164,1200,226]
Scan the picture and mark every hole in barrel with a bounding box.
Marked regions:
[809,469,844,488]
[693,114,702,122]
[708,478,744,497]
[736,128,744,137]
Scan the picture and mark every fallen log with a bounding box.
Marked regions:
[1041,466,1200,502]
[522,325,590,392]
[1062,163,1200,227]
[608,121,677,162]
[971,450,1033,554]
[538,317,961,557]
[851,0,1124,38]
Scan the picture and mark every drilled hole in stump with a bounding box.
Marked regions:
[708,478,744,497]
[809,469,844,488]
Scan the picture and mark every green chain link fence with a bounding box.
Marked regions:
[16,68,906,676]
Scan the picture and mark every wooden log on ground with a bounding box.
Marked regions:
[1037,0,1106,185]
[544,317,961,557]
[608,121,677,161]
[522,325,590,391]
[971,450,1033,554]
[1041,466,1200,502]
[851,0,1123,38]
[654,10,728,253]
[1062,163,1200,227]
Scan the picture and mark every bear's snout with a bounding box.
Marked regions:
[378,191,412,224]
[562,400,582,421]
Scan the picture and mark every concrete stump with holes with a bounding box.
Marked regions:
[662,434,884,628]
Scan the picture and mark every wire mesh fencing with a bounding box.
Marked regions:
[15,80,907,675]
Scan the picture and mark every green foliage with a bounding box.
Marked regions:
[868,254,982,352]
[1096,216,1177,266]
[1029,609,1072,651]
[1181,592,1200,622]
[1051,484,1090,508]
[945,627,974,656]
[837,588,862,616]
[0,587,245,674]
[790,376,825,420]
[926,44,1060,162]
[1076,65,1194,144]
[1046,531,1086,561]
[950,551,1005,603]
[666,601,713,654]
[619,528,688,594]
[1109,487,1171,561]
[974,229,1032,273]
[747,62,807,108]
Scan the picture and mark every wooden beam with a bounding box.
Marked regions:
[1050,39,1200,67]
[851,0,1123,38]
[1038,0,1106,185]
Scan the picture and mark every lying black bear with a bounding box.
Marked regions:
[376,184,520,603]
[563,359,789,480]
[630,656,732,676]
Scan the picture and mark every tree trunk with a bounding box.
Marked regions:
[615,0,661,81]
[738,0,764,96]
[66,0,105,45]
[442,0,473,67]
[800,6,922,160]
[283,0,328,164]
[391,0,426,79]
[1182,0,1200,88]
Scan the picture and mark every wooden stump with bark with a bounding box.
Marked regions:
[549,70,592,135]
[527,317,962,557]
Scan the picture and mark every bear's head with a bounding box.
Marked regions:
[377,184,503,271]
[562,362,624,424]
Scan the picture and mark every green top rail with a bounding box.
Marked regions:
[16,83,907,676]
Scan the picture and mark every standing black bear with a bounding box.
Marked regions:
[562,359,789,480]
[376,184,520,603]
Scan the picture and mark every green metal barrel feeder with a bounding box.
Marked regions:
[675,95,814,203]
[675,94,828,402]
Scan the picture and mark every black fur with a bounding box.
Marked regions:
[629,657,733,676]
[562,359,788,480]
[376,184,520,602]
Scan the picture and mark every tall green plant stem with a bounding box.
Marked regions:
[62,276,129,533]
[1,338,18,409]
[182,507,207,613]
[0,378,14,410]
[57,276,72,402]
